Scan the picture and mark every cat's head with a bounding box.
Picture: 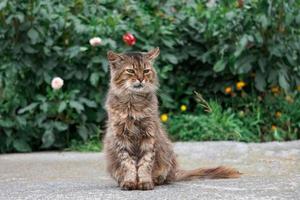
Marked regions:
[107,48,160,94]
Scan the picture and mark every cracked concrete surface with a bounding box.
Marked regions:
[0,141,299,200]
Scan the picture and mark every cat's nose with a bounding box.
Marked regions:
[137,77,143,83]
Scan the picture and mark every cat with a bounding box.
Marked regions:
[103,47,241,190]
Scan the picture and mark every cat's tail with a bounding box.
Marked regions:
[175,166,241,181]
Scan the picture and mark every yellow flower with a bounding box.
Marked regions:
[160,114,168,122]
[297,85,300,91]
[271,125,277,131]
[275,111,282,118]
[236,81,246,90]
[180,105,187,112]
[271,86,280,94]
[285,95,294,103]
[225,87,232,94]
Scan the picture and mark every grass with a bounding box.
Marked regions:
[65,139,102,152]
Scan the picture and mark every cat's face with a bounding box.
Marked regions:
[107,48,160,94]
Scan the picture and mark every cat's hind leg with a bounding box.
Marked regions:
[152,165,170,185]
[152,153,177,185]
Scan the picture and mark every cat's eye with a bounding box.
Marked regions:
[143,69,150,74]
[126,69,135,73]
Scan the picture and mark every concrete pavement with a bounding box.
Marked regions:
[0,141,299,200]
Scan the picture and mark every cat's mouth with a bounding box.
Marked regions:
[133,83,144,89]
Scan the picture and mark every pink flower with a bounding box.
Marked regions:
[89,37,102,46]
[51,77,64,90]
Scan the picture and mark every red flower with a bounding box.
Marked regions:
[123,33,136,46]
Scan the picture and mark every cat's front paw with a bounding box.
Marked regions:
[120,180,137,190]
[138,181,154,190]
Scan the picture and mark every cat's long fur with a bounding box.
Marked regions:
[103,48,241,190]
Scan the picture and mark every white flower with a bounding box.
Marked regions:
[89,37,102,46]
[51,77,64,90]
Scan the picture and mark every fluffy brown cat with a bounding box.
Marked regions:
[103,47,241,190]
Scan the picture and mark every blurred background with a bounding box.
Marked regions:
[0,0,300,153]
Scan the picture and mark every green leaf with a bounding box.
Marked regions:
[225,11,235,20]
[162,39,175,48]
[278,73,289,91]
[67,46,81,59]
[104,38,117,49]
[91,56,102,63]
[58,101,67,113]
[258,14,269,29]
[80,47,88,52]
[269,45,282,57]
[40,102,49,113]
[54,121,68,131]
[13,140,32,152]
[240,35,249,46]
[163,54,178,64]
[296,14,300,25]
[78,125,88,141]
[79,97,97,108]
[0,119,15,128]
[101,59,108,73]
[90,72,100,86]
[234,35,249,57]
[254,32,263,44]
[235,55,256,74]
[16,116,27,126]
[255,72,266,91]
[18,103,39,114]
[159,65,173,79]
[234,46,244,58]
[41,130,55,148]
[27,28,40,44]
[213,59,227,72]
[0,0,8,11]
[22,44,39,54]
[273,130,282,141]
[159,92,176,109]
[258,57,266,73]
[69,100,84,113]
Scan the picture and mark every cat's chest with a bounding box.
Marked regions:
[108,93,156,120]
[122,117,150,136]
[110,103,153,121]
[117,118,152,157]
[112,115,154,140]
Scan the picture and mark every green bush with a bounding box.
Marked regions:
[167,91,300,142]
[0,0,300,152]
[168,101,258,142]
[228,91,300,141]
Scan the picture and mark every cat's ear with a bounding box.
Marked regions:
[107,51,123,63]
[145,47,160,61]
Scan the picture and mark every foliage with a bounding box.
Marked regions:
[227,91,300,141]
[167,92,300,142]
[65,136,102,152]
[0,0,300,152]
[167,101,258,142]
